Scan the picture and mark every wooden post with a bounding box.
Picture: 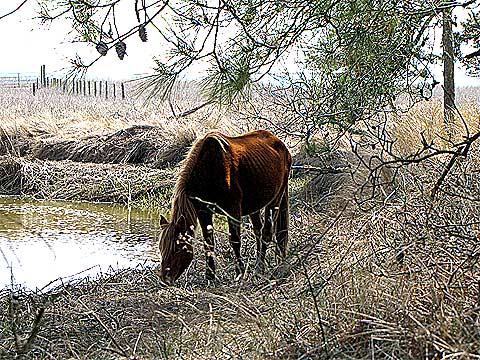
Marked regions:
[41,65,46,87]
[36,78,39,89]
[33,83,36,96]
[83,80,86,96]
[121,83,125,100]
[113,83,116,100]
[94,81,97,97]
[88,81,91,96]
[105,81,108,100]
[99,81,102,96]
[17,73,20,88]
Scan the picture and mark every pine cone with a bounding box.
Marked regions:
[139,24,148,42]
[115,41,127,60]
[96,41,108,56]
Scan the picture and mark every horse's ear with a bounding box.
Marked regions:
[160,215,168,226]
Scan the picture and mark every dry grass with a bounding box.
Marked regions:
[0,156,174,204]
[0,87,479,359]
[392,100,480,155]
[0,85,230,141]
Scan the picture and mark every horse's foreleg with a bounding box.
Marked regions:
[255,206,274,273]
[228,216,245,277]
[198,210,215,281]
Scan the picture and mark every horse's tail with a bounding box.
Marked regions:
[276,183,289,259]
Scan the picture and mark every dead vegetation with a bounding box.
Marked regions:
[1,155,478,359]
[1,124,196,168]
[0,88,479,358]
[0,156,174,203]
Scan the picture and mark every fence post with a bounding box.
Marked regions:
[17,73,20,88]
[94,81,97,97]
[99,81,102,97]
[113,83,116,100]
[88,81,91,96]
[121,83,125,100]
[41,65,46,87]
[33,82,36,96]
[105,81,108,100]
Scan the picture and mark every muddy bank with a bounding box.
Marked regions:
[0,156,174,203]
[0,125,195,169]
[0,125,197,203]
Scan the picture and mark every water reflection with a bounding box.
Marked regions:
[0,196,160,289]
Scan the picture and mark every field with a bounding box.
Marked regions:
[0,85,479,359]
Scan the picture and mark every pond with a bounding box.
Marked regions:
[0,196,161,290]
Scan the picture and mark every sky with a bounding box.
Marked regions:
[1,1,480,86]
[0,1,161,80]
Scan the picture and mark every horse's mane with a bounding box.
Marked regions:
[159,133,228,257]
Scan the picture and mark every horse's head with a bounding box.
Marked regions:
[158,215,194,284]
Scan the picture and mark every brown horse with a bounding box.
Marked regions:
[158,130,291,283]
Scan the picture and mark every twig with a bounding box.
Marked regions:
[71,293,130,358]
[8,293,46,356]
[291,164,349,174]
[177,101,213,118]
[0,0,29,20]
[431,131,480,199]
[21,307,45,355]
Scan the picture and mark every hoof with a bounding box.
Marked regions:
[254,261,265,275]
[205,269,216,281]
[235,261,245,276]
[271,263,291,280]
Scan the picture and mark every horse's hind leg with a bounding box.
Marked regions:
[198,210,216,281]
[228,216,245,277]
[275,187,289,260]
[250,211,263,258]
[255,206,274,273]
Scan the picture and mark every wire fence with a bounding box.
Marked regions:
[0,65,128,100]
[0,73,37,88]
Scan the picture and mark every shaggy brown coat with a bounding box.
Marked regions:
[158,130,291,283]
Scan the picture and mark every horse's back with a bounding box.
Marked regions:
[187,130,291,215]
[224,130,291,214]
[221,130,290,162]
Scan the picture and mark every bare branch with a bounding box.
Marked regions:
[0,0,30,20]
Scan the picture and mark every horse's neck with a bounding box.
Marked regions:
[172,189,197,232]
